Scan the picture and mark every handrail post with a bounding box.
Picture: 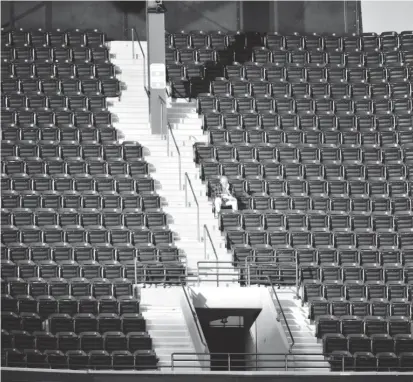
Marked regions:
[284,354,288,371]
[268,276,294,351]
[167,122,182,190]
[185,175,188,206]
[181,284,208,352]
[167,125,170,156]
[204,225,207,260]
[171,353,174,370]
[185,173,200,241]
[131,29,135,59]
[197,206,200,241]
[130,27,149,96]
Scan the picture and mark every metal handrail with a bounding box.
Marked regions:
[130,27,148,96]
[203,225,218,261]
[167,122,182,190]
[180,284,208,351]
[267,276,295,352]
[158,95,167,137]
[171,352,332,371]
[184,172,200,241]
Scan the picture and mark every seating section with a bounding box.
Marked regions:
[167,30,413,371]
[0,28,187,370]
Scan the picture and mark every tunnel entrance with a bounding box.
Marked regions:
[197,308,260,371]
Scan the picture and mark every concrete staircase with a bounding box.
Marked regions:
[275,287,329,371]
[107,41,237,283]
[166,100,240,283]
[139,288,202,370]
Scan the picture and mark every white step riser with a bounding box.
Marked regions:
[110,53,234,284]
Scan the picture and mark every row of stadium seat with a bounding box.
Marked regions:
[2,311,146,334]
[2,62,116,79]
[1,174,155,193]
[165,31,413,52]
[2,29,106,47]
[316,315,412,338]
[166,48,413,67]
[2,273,183,299]
[310,298,412,320]
[2,94,108,111]
[2,45,110,63]
[2,294,139,315]
[170,63,413,83]
[233,245,413,265]
[1,190,160,210]
[2,208,167,227]
[198,99,413,116]
[2,242,179,263]
[204,129,413,146]
[193,79,413,98]
[303,281,413,302]
[2,141,141,159]
[1,78,120,97]
[301,264,412,282]
[324,333,412,354]
[2,348,157,370]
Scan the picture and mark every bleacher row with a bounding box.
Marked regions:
[173,30,413,371]
[1,28,163,370]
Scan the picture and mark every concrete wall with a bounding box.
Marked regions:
[361,1,413,33]
[3,369,413,382]
[244,290,289,370]
[1,1,359,41]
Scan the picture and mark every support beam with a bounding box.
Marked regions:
[146,3,167,135]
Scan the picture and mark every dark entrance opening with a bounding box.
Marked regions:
[197,308,260,371]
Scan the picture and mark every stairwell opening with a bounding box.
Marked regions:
[197,308,260,371]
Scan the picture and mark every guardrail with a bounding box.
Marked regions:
[181,284,208,351]
[267,276,294,351]
[184,172,200,241]
[196,261,240,286]
[203,225,218,261]
[170,352,329,371]
[130,27,148,96]
[158,95,167,137]
[167,122,182,190]
[244,255,299,296]
[171,352,413,372]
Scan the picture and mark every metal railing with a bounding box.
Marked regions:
[196,261,240,286]
[184,172,200,241]
[167,122,182,190]
[130,27,148,96]
[267,276,295,352]
[244,255,299,296]
[181,284,208,351]
[170,352,330,371]
[158,95,167,137]
[203,225,218,261]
